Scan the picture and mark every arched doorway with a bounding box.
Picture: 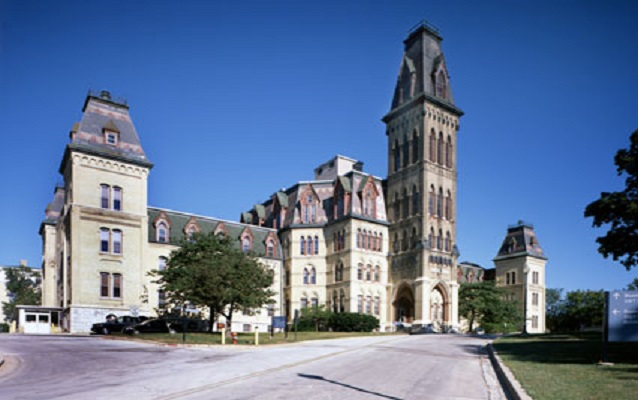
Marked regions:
[430,285,447,328]
[394,284,415,323]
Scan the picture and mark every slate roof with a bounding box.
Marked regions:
[41,186,66,227]
[61,91,153,172]
[494,221,547,261]
[148,207,281,259]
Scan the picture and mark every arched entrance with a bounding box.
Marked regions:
[393,284,415,323]
[430,285,448,328]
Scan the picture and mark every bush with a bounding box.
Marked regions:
[329,312,379,332]
[0,323,8,333]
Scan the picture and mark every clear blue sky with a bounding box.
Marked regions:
[1,0,636,292]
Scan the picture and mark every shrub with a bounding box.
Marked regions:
[329,312,379,332]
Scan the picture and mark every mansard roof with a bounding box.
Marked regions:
[493,221,547,261]
[60,91,153,172]
[385,21,463,118]
[40,186,66,231]
[147,207,281,259]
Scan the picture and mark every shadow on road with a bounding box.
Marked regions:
[298,373,402,400]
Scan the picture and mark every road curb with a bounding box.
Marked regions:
[486,343,532,400]
[0,355,4,368]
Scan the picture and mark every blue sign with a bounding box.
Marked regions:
[608,290,638,342]
[272,316,286,329]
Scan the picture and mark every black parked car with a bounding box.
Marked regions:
[123,319,175,335]
[91,315,148,335]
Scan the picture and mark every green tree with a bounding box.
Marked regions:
[563,290,605,331]
[458,281,519,333]
[584,129,638,271]
[626,278,638,291]
[297,305,332,332]
[153,232,275,332]
[2,266,41,322]
[545,288,565,332]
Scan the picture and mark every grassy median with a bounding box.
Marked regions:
[112,330,399,345]
[493,333,638,400]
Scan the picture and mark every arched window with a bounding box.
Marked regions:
[157,222,168,243]
[357,264,363,280]
[357,295,363,313]
[437,132,443,165]
[366,265,372,281]
[402,230,408,251]
[393,232,399,253]
[430,129,436,163]
[375,266,381,282]
[303,268,309,284]
[402,188,409,219]
[374,296,380,315]
[365,296,372,314]
[445,231,451,252]
[445,135,453,168]
[314,236,319,255]
[402,136,409,168]
[333,292,339,313]
[307,236,313,255]
[436,70,447,99]
[412,186,419,215]
[302,193,317,224]
[429,186,435,215]
[394,140,400,172]
[340,290,346,312]
[300,236,306,255]
[429,228,434,249]
[437,187,443,218]
[267,240,275,257]
[437,229,443,250]
[242,236,251,253]
[445,190,452,220]
[379,233,383,252]
[411,227,417,249]
[356,229,361,248]
[394,193,400,221]
[300,297,308,309]
[310,267,317,284]
[412,130,419,163]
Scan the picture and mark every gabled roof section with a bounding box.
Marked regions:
[61,90,153,172]
[275,191,288,208]
[147,207,281,259]
[494,221,547,261]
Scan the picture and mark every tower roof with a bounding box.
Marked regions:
[494,221,547,261]
[60,90,153,171]
[385,21,463,118]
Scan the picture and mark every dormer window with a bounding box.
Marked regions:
[157,222,169,243]
[105,131,118,145]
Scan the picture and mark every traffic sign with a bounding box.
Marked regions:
[608,290,638,342]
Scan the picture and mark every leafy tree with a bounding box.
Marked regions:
[2,266,41,322]
[297,306,332,332]
[153,232,275,332]
[563,290,605,331]
[585,129,638,270]
[545,288,565,332]
[626,278,638,291]
[458,281,520,333]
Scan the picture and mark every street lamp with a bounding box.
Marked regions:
[523,265,530,335]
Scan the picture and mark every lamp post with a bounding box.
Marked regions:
[523,265,530,336]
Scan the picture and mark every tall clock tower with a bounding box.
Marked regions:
[383,22,463,329]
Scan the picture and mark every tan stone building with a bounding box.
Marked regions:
[40,91,284,333]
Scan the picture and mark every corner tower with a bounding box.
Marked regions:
[383,22,463,329]
[494,221,547,333]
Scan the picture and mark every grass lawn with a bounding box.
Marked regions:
[493,333,638,400]
[112,330,400,346]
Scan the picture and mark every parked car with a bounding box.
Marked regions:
[91,315,147,335]
[162,318,210,333]
[123,319,175,335]
[409,323,436,335]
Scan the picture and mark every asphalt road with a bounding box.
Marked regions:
[0,334,504,400]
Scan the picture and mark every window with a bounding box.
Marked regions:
[356,229,361,248]
[429,186,435,215]
[303,193,317,224]
[374,296,380,315]
[101,185,110,209]
[100,228,110,252]
[105,131,118,145]
[333,292,339,313]
[357,264,363,280]
[242,236,251,253]
[532,292,539,306]
[437,132,443,165]
[402,138,409,168]
[158,257,167,307]
[532,271,539,285]
[100,272,122,299]
[445,135,453,168]
[300,236,306,255]
[357,295,363,313]
[375,266,381,282]
[532,315,539,329]
[445,191,452,220]
[511,272,516,285]
[436,70,447,99]
[113,187,122,211]
[311,297,318,308]
[430,130,436,163]
[394,140,400,172]
[412,131,419,163]
[412,187,419,215]
[365,296,372,314]
[437,188,443,218]
[310,267,316,284]
[307,236,313,255]
[366,265,372,281]
[437,229,443,250]
[444,231,451,252]
[112,229,122,254]
[402,188,409,219]
[157,222,169,243]
[267,240,275,257]
[379,233,383,252]
[314,236,319,255]
[303,268,309,284]
[300,297,308,309]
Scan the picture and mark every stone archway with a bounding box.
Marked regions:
[394,284,415,323]
[430,284,448,328]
